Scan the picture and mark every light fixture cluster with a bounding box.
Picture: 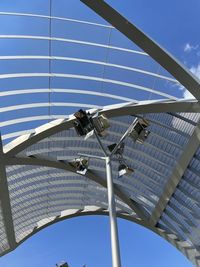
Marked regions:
[72,110,150,177]
[73,109,110,138]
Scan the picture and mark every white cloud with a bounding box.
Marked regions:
[176,82,194,99]
[182,88,195,99]
[180,63,200,99]
[190,63,200,79]
[184,43,199,53]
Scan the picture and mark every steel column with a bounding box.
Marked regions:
[105,156,121,267]
[0,135,16,249]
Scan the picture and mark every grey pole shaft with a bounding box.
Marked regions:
[105,156,122,267]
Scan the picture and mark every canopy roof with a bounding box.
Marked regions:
[0,1,200,266]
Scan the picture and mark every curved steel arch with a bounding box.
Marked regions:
[7,157,157,209]
[0,101,200,266]
[0,72,177,99]
[0,89,136,102]
[4,99,199,156]
[6,156,148,220]
[0,1,199,264]
[0,11,114,28]
[0,55,177,82]
[1,208,199,266]
[0,34,146,55]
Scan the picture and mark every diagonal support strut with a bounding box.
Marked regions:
[0,135,16,249]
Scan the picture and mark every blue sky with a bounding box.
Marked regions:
[0,0,199,266]
[0,0,199,141]
[0,216,194,267]
[106,0,200,99]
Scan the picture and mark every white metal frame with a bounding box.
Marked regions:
[1,100,200,266]
[0,2,199,265]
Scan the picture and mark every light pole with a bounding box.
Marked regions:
[73,109,150,267]
[105,155,121,267]
[78,153,121,267]
[78,118,140,267]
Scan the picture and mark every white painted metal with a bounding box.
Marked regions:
[0,72,177,99]
[0,88,136,102]
[0,102,101,113]
[0,35,147,55]
[0,3,200,265]
[4,99,199,156]
[106,157,122,267]
[0,56,176,82]
[0,11,114,28]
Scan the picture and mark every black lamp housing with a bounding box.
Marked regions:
[129,118,150,144]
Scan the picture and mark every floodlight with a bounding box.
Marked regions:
[59,263,69,267]
[136,128,150,144]
[92,114,110,137]
[108,142,124,155]
[129,118,150,144]
[73,109,93,136]
[56,262,69,267]
[73,109,110,138]
[70,157,89,175]
[118,163,134,177]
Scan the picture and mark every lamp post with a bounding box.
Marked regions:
[78,152,121,267]
[105,155,121,267]
[78,118,140,267]
[74,110,150,267]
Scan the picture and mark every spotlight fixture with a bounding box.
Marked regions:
[92,113,110,137]
[73,109,110,138]
[73,109,93,136]
[60,263,69,267]
[118,163,134,177]
[108,142,125,155]
[129,118,150,144]
[56,262,69,267]
[70,157,89,175]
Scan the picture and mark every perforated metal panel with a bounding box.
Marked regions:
[0,0,200,266]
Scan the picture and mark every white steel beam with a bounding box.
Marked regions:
[0,35,146,55]
[0,72,177,99]
[4,100,200,156]
[0,88,136,103]
[0,11,114,28]
[0,56,176,82]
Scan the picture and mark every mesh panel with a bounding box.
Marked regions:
[0,201,9,253]
[6,164,132,243]
[161,126,200,247]
[0,0,199,264]
[16,113,195,215]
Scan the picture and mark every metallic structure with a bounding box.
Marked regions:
[0,0,200,266]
